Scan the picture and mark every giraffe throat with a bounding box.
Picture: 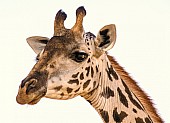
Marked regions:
[81,54,153,123]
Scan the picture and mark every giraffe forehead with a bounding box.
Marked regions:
[41,33,96,60]
[46,36,75,50]
[46,34,95,49]
[42,38,77,59]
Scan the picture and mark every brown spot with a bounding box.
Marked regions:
[145,117,152,123]
[80,72,84,80]
[109,65,118,80]
[91,66,94,78]
[74,87,80,93]
[85,66,90,76]
[72,72,79,78]
[93,81,97,88]
[87,58,91,63]
[96,65,99,73]
[135,117,144,123]
[99,72,102,79]
[133,108,137,113]
[99,109,109,123]
[54,85,62,91]
[117,87,128,108]
[101,87,114,99]
[50,64,55,68]
[122,79,144,110]
[67,87,73,93]
[113,108,128,122]
[88,87,91,91]
[85,38,88,42]
[60,93,64,96]
[83,80,91,89]
[106,68,113,81]
[68,79,79,85]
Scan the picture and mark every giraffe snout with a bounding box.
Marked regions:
[16,76,47,105]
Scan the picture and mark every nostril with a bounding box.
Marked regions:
[26,79,37,94]
[21,77,30,88]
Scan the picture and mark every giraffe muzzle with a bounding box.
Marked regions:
[16,72,48,105]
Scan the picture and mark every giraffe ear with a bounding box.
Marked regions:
[27,36,49,54]
[95,24,116,52]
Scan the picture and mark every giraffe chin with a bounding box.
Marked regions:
[28,98,41,105]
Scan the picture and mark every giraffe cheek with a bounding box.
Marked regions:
[45,79,81,100]
[45,88,79,100]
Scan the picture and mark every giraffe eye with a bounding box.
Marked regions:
[71,51,88,62]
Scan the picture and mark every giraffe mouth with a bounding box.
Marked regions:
[27,92,46,105]
[16,89,46,105]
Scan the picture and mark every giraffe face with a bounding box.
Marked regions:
[16,6,116,105]
[41,34,94,100]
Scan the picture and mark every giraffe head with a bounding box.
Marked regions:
[16,6,116,105]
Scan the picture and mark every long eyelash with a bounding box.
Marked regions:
[35,54,40,61]
[35,49,44,61]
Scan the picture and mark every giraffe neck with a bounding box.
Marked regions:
[82,54,153,123]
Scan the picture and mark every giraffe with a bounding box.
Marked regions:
[16,6,163,123]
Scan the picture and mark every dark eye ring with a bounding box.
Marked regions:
[71,51,88,62]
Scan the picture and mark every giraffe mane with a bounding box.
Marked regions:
[107,55,163,123]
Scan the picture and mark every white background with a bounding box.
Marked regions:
[0,0,169,122]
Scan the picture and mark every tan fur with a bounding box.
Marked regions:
[108,55,163,123]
